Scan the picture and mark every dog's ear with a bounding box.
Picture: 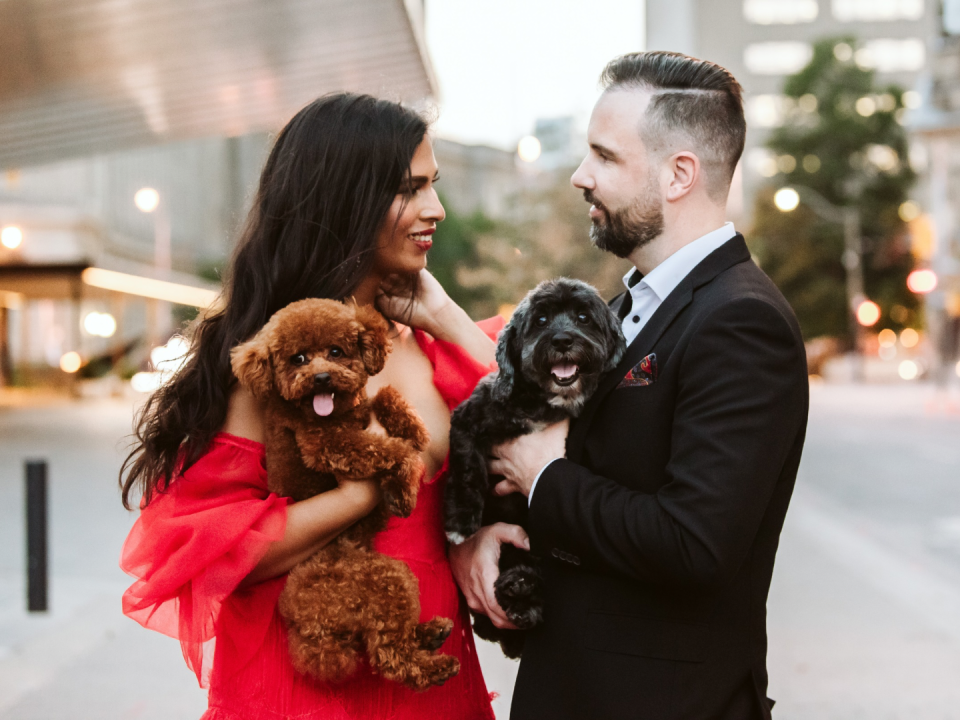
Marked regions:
[600,300,627,372]
[492,300,526,402]
[354,304,390,376]
[230,335,274,398]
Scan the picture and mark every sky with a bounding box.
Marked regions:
[424,0,646,150]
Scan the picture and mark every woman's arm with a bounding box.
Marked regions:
[377,269,496,367]
[243,479,380,584]
[224,386,383,586]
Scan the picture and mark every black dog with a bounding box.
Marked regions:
[444,277,626,658]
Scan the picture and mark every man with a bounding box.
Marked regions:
[450,51,808,719]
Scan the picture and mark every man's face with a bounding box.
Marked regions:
[571,89,664,259]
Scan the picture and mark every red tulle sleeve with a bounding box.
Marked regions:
[120,434,288,688]
[414,316,505,410]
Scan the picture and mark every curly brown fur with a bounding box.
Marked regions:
[443,278,626,658]
[231,298,459,689]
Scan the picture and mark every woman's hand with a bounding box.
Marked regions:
[376,269,454,338]
[448,523,529,629]
[377,269,496,366]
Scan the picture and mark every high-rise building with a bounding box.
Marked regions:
[645,0,939,220]
[906,0,960,379]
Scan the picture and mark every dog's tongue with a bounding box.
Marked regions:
[552,363,578,379]
[312,393,335,417]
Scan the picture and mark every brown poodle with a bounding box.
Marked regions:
[230,298,460,690]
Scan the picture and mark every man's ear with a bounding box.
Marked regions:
[665,151,700,202]
[354,305,390,376]
[230,337,274,398]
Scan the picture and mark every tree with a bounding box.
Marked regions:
[440,171,628,319]
[749,37,919,342]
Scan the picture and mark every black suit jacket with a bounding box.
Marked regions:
[510,236,809,720]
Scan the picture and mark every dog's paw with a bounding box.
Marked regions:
[382,480,417,518]
[382,488,413,518]
[494,567,544,630]
[416,617,454,651]
[407,653,460,690]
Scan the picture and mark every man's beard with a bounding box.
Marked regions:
[585,187,664,259]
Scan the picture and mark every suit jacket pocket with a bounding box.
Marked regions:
[584,611,708,663]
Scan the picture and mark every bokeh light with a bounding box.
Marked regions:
[834,43,853,61]
[898,360,919,380]
[83,311,117,338]
[898,200,921,222]
[906,269,937,294]
[900,328,919,348]
[856,300,881,327]
[517,136,541,163]
[902,90,922,109]
[133,336,190,393]
[134,187,160,213]
[877,329,897,347]
[1,226,23,249]
[856,96,876,117]
[802,154,821,173]
[59,351,82,373]
[774,187,800,211]
[131,371,163,393]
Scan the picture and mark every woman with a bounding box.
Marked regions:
[119,93,504,719]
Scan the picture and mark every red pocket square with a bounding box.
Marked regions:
[617,353,657,388]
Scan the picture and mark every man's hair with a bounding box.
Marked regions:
[600,51,745,201]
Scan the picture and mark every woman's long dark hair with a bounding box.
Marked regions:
[120,93,428,509]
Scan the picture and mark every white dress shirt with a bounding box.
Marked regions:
[526,223,738,506]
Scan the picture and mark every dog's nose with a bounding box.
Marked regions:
[313,372,331,388]
[551,332,574,350]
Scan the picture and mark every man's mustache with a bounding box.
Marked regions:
[583,190,607,216]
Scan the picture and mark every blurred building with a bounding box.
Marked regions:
[432,139,523,221]
[0,0,435,389]
[645,0,940,221]
[907,0,960,380]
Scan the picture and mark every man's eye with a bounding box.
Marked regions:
[329,347,344,358]
[536,316,548,327]
[290,354,307,366]
[576,313,590,325]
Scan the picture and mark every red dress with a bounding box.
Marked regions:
[121,321,503,720]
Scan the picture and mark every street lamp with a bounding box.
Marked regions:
[135,187,172,346]
[775,184,868,377]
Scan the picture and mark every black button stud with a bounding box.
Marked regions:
[632,315,640,323]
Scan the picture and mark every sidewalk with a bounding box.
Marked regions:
[3,384,960,718]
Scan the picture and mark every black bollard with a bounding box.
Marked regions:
[25,460,48,612]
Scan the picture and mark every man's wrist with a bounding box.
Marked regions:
[528,458,562,507]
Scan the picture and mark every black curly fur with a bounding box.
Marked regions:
[444,278,626,658]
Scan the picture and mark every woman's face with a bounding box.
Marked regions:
[372,137,445,278]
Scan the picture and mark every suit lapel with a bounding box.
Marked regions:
[567,235,752,463]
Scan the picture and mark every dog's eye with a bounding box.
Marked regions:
[329,346,344,358]
[576,313,590,325]
[535,315,548,327]
[290,353,308,366]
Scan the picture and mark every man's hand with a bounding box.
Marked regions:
[489,419,569,498]
[448,523,529,629]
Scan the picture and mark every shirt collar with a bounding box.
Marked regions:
[623,222,737,301]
